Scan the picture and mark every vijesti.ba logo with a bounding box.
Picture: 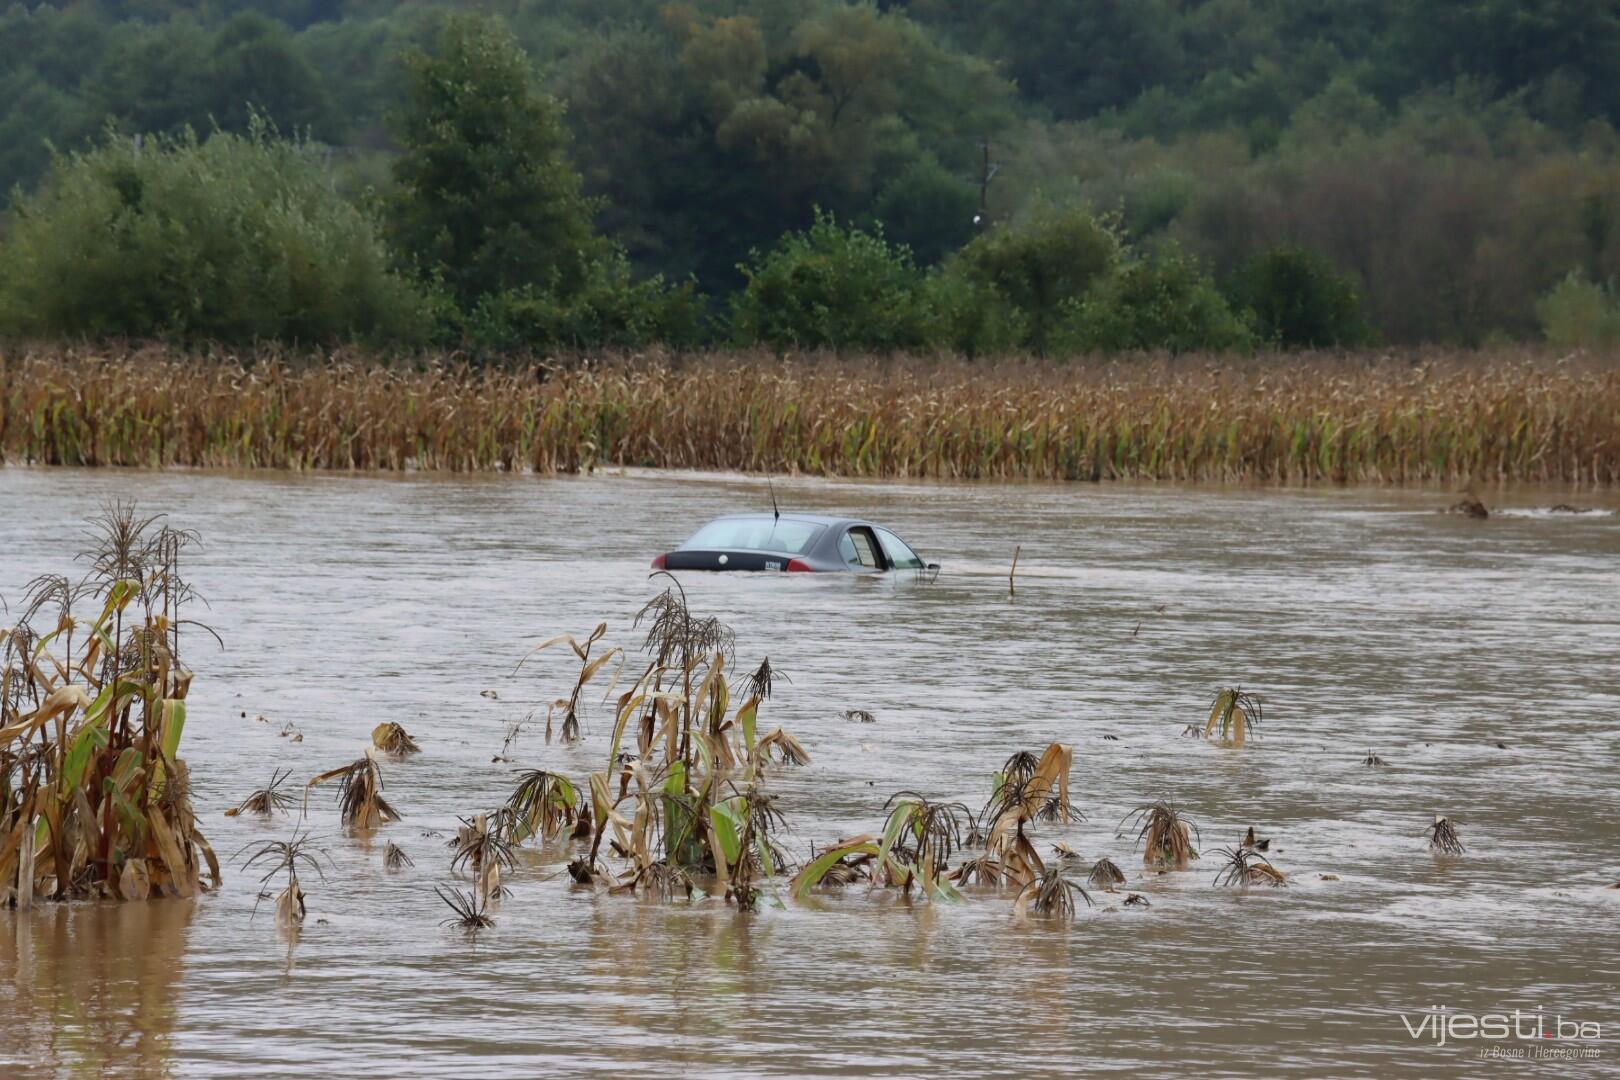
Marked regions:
[1400,1006,1602,1048]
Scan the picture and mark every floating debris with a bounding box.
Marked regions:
[1241,826,1271,853]
[843,708,876,723]
[1448,496,1488,519]
[1362,751,1387,767]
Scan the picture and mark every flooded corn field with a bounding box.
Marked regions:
[2,469,1617,1078]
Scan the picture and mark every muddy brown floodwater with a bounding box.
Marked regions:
[1,469,1618,1078]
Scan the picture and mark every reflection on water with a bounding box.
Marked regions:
[0,899,195,1078]
[1,469,1617,1077]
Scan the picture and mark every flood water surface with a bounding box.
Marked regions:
[1,470,1617,1078]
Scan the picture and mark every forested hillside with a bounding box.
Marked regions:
[3,0,1619,347]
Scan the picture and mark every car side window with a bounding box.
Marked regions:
[874,527,924,570]
[843,527,882,569]
[838,530,859,565]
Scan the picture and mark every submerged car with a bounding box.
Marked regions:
[651,514,934,573]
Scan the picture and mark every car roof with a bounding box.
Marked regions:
[701,513,866,529]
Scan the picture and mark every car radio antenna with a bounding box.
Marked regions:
[768,476,780,524]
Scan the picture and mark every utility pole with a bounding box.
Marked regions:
[975,138,999,227]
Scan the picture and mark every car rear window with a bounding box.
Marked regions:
[681,519,823,554]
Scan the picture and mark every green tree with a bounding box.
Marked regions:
[388,14,605,308]
[869,158,978,266]
[1226,245,1372,347]
[208,12,336,137]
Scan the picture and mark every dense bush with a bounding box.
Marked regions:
[953,207,1122,352]
[728,212,938,351]
[466,256,706,352]
[0,123,431,344]
[1055,249,1254,355]
[1226,246,1372,348]
[922,272,1028,357]
[1537,273,1620,347]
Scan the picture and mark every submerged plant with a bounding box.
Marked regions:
[746,657,787,702]
[307,753,400,829]
[757,727,812,766]
[1212,846,1287,888]
[514,622,624,743]
[384,841,413,871]
[450,812,518,902]
[950,853,1007,887]
[1426,816,1465,855]
[0,502,221,906]
[503,770,579,843]
[371,721,421,756]
[1205,688,1262,745]
[436,885,495,935]
[1363,751,1387,767]
[225,769,295,818]
[983,744,1077,827]
[1000,750,1040,788]
[1013,867,1094,919]
[1087,857,1126,891]
[616,857,695,900]
[882,792,977,871]
[239,831,327,925]
[952,743,1077,893]
[1120,800,1200,869]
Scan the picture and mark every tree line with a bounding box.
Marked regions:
[2,1,1619,350]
